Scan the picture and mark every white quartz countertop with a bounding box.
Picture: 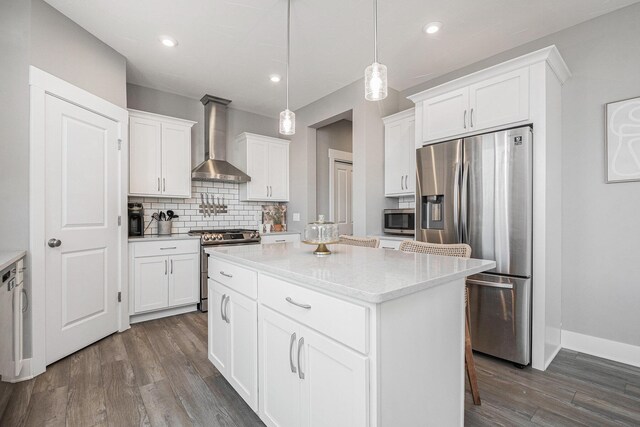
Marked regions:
[128,233,200,243]
[205,242,495,303]
[0,250,27,272]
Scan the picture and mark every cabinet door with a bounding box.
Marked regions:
[469,68,529,132]
[384,121,405,196]
[300,326,368,427]
[161,123,191,197]
[134,256,168,313]
[268,142,289,201]
[422,87,469,142]
[246,138,270,200]
[208,280,229,374]
[259,306,302,427]
[404,117,416,193]
[168,253,199,307]
[129,117,161,195]
[225,287,258,411]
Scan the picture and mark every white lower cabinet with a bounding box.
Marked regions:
[259,306,368,427]
[208,260,369,427]
[208,280,258,411]
[130,240,199,317]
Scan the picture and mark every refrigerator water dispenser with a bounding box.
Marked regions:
[421,195,444,230]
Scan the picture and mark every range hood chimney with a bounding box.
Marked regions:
[191,95,251,183]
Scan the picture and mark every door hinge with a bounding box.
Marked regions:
[118,216,122,226]
[117,138,122,150]
[117,291,122,302]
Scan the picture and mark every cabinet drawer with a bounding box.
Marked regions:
[208,258,258,299]
[133,239,199,257]
[379,239,402,250]
[260,233,300,244]
[258,274,368,353]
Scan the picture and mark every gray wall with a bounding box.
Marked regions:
[30,0,127,108]
[288,79,399,235]
[127,84,280,168]
[401,3,640,347]
[0,0,31,253]
[316,120,353,218]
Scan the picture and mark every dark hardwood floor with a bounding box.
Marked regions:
[1,312,639,426]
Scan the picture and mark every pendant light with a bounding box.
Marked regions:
[364,0,387,101]
[279,0,295,135]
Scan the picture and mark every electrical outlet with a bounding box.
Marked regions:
[293,213,300,222]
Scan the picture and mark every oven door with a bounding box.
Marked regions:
[384,210,415,235]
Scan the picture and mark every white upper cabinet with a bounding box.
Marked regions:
[469,68,529,131]
[422,88,469,142]
[384,109,415,197]
[413,68,530,145]
[128,109,195,198]
[230,133,290,202]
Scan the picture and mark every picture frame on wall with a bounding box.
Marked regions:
[605,96,640,183]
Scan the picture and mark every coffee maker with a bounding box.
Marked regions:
[128,203,144,237]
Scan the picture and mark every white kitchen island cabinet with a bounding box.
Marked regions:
[205,243,495,426]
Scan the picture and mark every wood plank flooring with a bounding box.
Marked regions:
[1,312,639,426]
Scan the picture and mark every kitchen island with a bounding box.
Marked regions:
[205,242,495,427]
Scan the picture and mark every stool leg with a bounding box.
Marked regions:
[465,313,481,405]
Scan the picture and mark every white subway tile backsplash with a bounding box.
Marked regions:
[130,181,275,235]
[398,195,416,209]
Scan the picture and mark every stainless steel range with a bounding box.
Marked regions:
[189,229,261,312]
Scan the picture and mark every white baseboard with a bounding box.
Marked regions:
[561,330,640,368]
[130,304,198,324]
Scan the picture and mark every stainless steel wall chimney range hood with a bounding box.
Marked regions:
[191,95,251,183]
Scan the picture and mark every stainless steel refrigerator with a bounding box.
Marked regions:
[416,126,532,366]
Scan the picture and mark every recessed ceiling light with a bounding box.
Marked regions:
[159,36,178,47]
[270,74,282,83]
[423,22,442,35]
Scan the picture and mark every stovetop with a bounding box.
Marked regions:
[189,229,260,245]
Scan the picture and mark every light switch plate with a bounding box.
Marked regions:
[293,213,300,222]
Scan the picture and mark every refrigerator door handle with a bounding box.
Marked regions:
[453,161,461,242]
[461,161,470,243]
[467,278,514,290]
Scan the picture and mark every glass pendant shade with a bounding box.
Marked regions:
[279,109,295,135]
[365,62,388,101]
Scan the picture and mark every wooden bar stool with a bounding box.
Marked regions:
[338,235,380,248]
[398,240,481,405]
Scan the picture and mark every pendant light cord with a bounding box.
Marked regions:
[373,0,378,63]
[286,0,291,110]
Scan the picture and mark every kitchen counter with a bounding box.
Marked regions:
[206,242,494,303]
[128,233,200,243]
[0,250,27,271]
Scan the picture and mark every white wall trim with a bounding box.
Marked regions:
[29,66,129,378]
[562,330,640,368]
[328,149,353,222]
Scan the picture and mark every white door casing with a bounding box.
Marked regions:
[44,95,120,365]
[328,149,354,224]
[333,162,353,236]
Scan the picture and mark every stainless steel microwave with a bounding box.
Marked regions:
[383,209,415,235]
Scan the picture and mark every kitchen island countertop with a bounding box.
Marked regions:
[206,242,494,303]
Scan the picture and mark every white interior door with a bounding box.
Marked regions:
[45,95,120,365]
[333,161,353,235]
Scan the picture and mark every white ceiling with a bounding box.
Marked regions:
[46,0,639,117]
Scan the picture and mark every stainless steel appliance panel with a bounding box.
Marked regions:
[416,140,462,244]
[467,273,531,365]
[383,209,415,235]
[462,127,532,277]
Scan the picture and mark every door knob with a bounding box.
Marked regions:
[48,238,62,248]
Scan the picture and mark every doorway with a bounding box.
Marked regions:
[315,119,353,234]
